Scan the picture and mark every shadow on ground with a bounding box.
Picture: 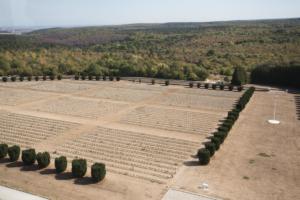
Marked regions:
[74,177,95,185]
[183,160,200,167]
[40,168,56,175]
[6,161,23,168]
[55,172,73,180]
[21,164,39,171]
[0,158,10,164]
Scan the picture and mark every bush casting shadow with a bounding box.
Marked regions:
[6,161,23,168]
[55,172,73,180]
[74,177,95,185]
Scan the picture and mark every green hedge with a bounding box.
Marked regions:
[72,159,87,178]
[205,142,216,157]
[91,163,106,182]
[197,149,210,165]
[55,156,67,173]
[22,149,36,165]
[214,131,227,144]
[36,152,50,168]
[8,145,20,162]
[211,137,221,150]
[0,144,8,159]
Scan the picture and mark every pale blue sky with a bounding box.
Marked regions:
[0,0,299,27]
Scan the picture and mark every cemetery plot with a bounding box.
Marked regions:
[120,106,223,134]
[84,87,162,102]
[176,88,243,98]
[0,81,39,88]
[0,110,78,148]
[29,96,129,119]
[25,81,95,93]
[156,93,237,111]
[0,88,51,106]
[55,126,199,183]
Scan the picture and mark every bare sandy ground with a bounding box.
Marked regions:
[0,81,299,200]
[170,90,300,200]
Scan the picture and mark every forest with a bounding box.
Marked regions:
[0,18,300,82]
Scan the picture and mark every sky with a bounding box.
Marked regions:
[0,0,300,27]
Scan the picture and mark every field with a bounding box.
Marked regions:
[0,80,299,200]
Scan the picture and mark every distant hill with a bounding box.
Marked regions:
[0,18,299,80]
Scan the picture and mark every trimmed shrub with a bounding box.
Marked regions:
[211,137,221,150]
[238,86,244,92]
[151,79,155,85]
[214,131,227,144]
[109,76,114,81]
[222,121,233,130]
[81,75,86,80]
[228,85,234,91]
[95,75,100,81]
[220,84,225,90]
[138,79,141,83]
[72,159,87,178]
[231,66,247,86]
[11,76,16,82]
[8,145,20,162]
[197,149,210,165]
[42,75,47,81]
[165,80,170,86]
[218,126,229,133]
[189,82,194,88]
[91,163,106,182]
[50,75,55,80]
[0,144,8,159]
[36,152,50,168]
[205,142,216,157]
[55,156,67,173]
[74,75,79,80]
[22,149,36,165]
[2,76,7,82]
[88,75,93,80]
[197,83,201,88]
[212,84,217,90]
[35,76,39,81]
[27,76,32,81]
[57,74,62,80]
[204,83,209,89]
[103,76,107,81]
[19,76,24,81]
[116,76,120,81]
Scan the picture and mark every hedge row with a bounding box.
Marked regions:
[74,75,120,81]
[0,145,106,183]
[197,87,255,165]
[1,75,62,82]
